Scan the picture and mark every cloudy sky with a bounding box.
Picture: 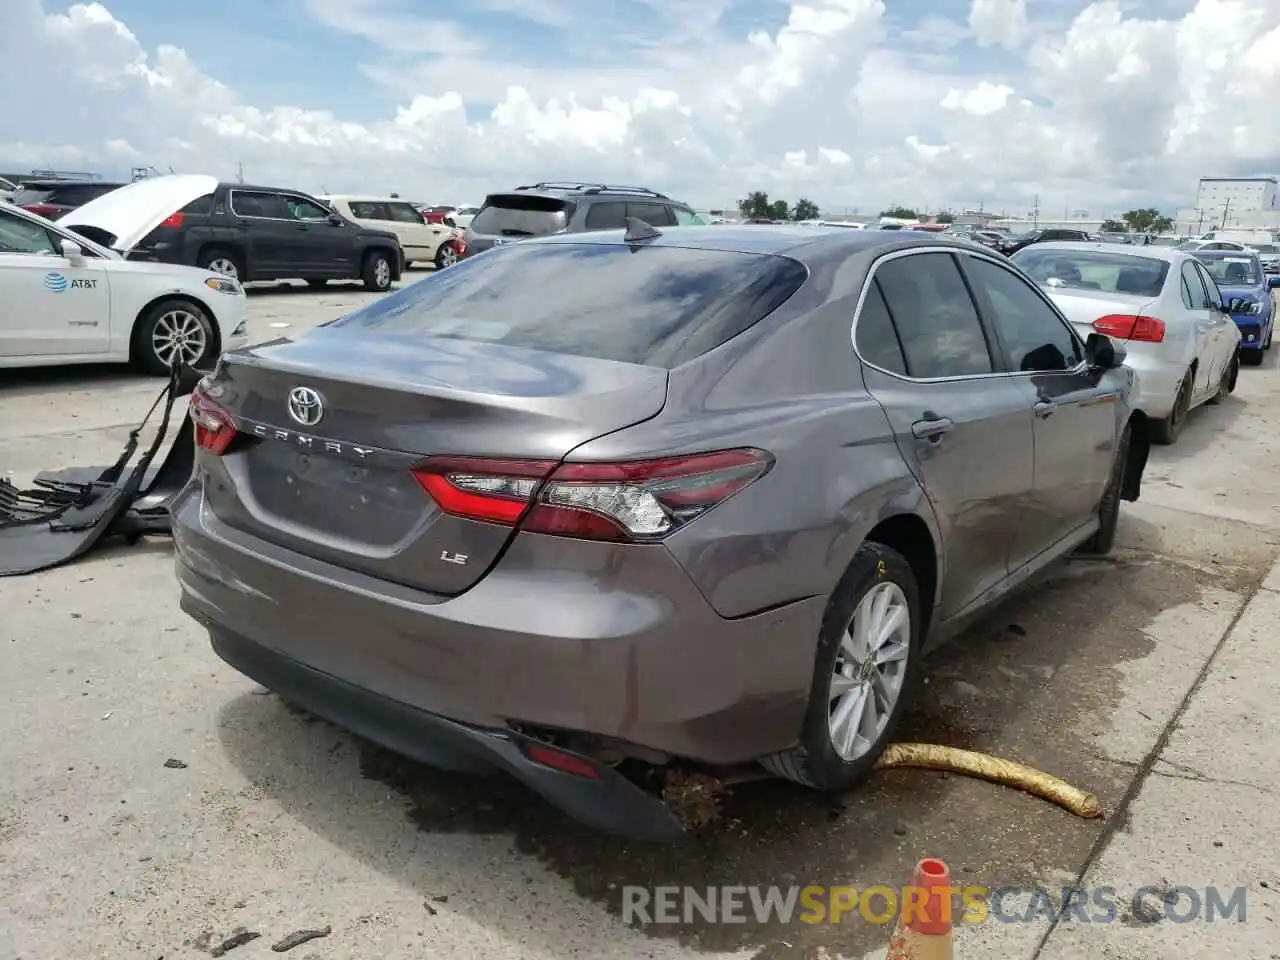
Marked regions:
[1,0,1277,216]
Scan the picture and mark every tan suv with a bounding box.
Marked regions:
[319,195,462,269]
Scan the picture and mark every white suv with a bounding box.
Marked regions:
[319,195,462,270]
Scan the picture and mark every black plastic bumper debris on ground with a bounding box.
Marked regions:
[0,363,205,577]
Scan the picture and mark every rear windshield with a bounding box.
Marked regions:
[329,241,808,368]
[470,195,572,237]
[1196,254,1261,286]
[1013,248,1171,296]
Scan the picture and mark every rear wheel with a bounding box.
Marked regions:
[362,250,393,291]
[1079,423,1130,556]
[1150,372,1191,445]
[760,543,921,791]
[132,298,216,376]
[197,248,244,282]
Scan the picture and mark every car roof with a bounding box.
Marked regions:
[526,224,982,259]
[1020,241,1188,264]
[222,182,321,195]
[489,183,687,205]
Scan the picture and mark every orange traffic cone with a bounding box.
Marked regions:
[885,858,955,960]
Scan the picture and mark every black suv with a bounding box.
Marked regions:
[463,182,702,257]
[1000,227,1093,256]
[98,182,403,291]
[11,179,127,220]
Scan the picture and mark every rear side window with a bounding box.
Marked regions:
[585,202,627,230]
[230,190,287,218]
[470,195,572,237]
[854,282,908,375]
[873,253,994,378]
[388,203,423,223]
[45,183,120,205]
[330,242,808,368]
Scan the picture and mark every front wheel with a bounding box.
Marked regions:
[132,298,216,376]
[362,250,394,292]
[760,543,921,791]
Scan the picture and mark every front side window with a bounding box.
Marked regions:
[873,252,994,378]
[965,256,1083,372]
[328,242,807,369]
[0,209,57,254]
[627,202,675,226]
[672,207,702,226]
[285,196,332,221]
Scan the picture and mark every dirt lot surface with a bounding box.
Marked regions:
[3,277,1279,959]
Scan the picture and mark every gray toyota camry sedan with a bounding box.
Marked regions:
[174,223,1149,841]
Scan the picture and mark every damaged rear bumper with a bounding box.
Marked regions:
[193,612,687,842]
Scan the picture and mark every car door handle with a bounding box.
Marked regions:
[1034,400,1056,418]
[911,417,954,439]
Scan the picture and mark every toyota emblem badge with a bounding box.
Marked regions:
[287,386,325,427]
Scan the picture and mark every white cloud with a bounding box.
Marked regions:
[968,0,1030,49]
[0,0,1277,214]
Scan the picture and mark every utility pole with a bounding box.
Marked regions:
[1220,197,1231,229]
[236,161,244,184]
[1032,194,1040,229]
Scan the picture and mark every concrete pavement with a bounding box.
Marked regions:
[2,282,1279,960]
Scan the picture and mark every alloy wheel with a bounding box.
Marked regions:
[208,257,239,279]
[151,309,208,368]
[828,582,911,761]
[375,258,391,288]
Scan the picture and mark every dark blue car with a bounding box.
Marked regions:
[1194,251,1278,365]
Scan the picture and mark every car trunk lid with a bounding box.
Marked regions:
[198,327,668,595]
[1044,289,1160,342]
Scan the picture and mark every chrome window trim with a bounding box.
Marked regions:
[849,245,1091,384]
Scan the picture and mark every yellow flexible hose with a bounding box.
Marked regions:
[876,743,1103,819]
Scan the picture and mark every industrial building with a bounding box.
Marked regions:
[1175,175,1279,235]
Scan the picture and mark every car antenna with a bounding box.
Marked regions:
[623,216,662,243]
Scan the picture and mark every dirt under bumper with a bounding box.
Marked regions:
[197,617,686,841]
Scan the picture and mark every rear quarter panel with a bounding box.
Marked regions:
[564,248,940,620]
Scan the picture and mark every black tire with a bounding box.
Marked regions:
[1265,325,1273,350]
[760,542,922,791]
[306,279,328,289]
[196,247,245,282]
[1242,348,1264,366]
[1150,373,1191,445]
[132,298,217,376]
[1227,353,1240,391]
[362,249,394,291]
[1079,423,1130,555]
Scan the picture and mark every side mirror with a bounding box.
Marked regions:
[60,237,84,264]
[1085,332,1125,369]
[1268,276,1280,290]
[327,213,344,226]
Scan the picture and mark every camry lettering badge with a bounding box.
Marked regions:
[249,423,372,459]
[287,386,324,427]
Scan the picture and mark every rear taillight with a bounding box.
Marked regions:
[21,203,58,218]
[190,383,238,454]
[451,235,467,256]
[158,211,184,229]
[1093,314,1165,343]
[411,448,772,541]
